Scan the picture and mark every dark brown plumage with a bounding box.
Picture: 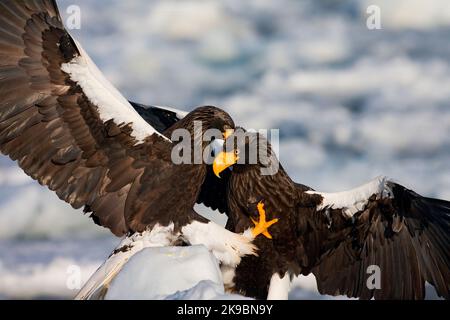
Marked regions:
[219,130,450,300]
[0,0,235,236]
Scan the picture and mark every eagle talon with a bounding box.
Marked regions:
[251,201,279,239]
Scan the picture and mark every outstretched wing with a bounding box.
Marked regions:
[0,0,199,236]
[301,176,450,299]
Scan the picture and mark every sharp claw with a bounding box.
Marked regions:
[267,218,279,227]
[262,230,272,239]
[257,201,264,210]
[251,201,279,239]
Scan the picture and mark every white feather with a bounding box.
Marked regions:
[267,273,291,300]
[181,221,257,267]
[61,42,168,144]
[210,138,224,157]
[306,176,393,218]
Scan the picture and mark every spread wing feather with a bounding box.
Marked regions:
[301,177,450,299]
[0,0,196,236]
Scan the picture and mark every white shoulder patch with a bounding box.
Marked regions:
[61,42,168,144]
[306,176,393,218]
[152,105,189,120]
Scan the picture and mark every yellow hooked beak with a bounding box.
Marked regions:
[223,129,234,139]
[213,151,239,178]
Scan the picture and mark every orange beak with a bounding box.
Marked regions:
[223,129,234,140]
[213,151,239,178]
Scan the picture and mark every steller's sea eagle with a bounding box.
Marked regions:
[213,130,450,300]
[0,0,277,299]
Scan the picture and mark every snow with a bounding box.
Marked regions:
[100,246,333,300]
[146,1,231,41]
[105,246,227,300]
[363,0,450,30]
[0,184,106,240]
[165,280,250,300]
[0,257,99,299]
[76,224,179,300]
[0,238,117,299]
[290,274,353,300]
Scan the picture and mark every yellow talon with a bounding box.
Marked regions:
[251,201,279,239]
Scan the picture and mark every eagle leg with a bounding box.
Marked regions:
[251,201,279,239]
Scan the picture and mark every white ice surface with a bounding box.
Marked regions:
[105,245,229,300]
[0,257,99,299]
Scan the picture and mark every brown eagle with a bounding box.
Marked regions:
[213,130,450,300]
[0,0,277,299]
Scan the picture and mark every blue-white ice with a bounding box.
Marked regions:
[105,245,249,300]
[1,0,450,299]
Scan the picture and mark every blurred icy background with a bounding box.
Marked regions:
[1,0,450,299]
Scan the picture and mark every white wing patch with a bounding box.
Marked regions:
[152,105,189,120]
[306,176,393,218]
[61,42,168,144]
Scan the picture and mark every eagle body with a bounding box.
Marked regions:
[220,132,450,300]
[0,0,238,237]
[226,163,309,299]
